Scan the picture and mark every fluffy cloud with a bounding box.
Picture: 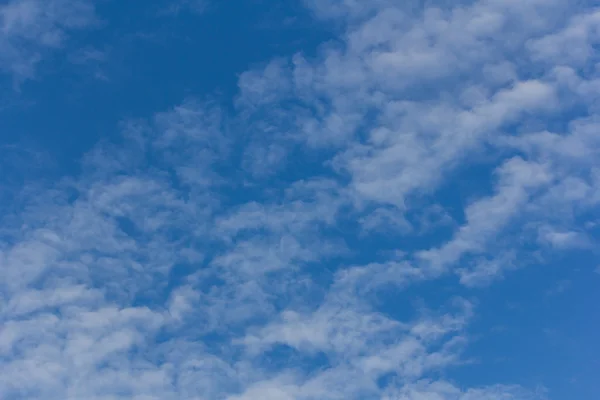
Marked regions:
[2,0,599,398]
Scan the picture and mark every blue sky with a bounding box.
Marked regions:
[0,0,599,399]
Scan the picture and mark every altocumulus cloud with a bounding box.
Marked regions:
[0,0,599,399]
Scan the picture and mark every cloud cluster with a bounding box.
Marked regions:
[0,0,97,83]
[2,0,599,398]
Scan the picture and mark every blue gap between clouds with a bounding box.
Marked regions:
[0,0,333,180]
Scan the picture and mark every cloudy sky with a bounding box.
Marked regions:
[1,0,599,399]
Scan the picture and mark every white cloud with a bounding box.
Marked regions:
[2,0,599,398]
[416,158,551,278]
[231,0,600,291]
[383,381,545,400]
[160,0,207,16]
[527,10,600,66]
[457,252,516,288]
[0,0,97,83]
[537,225,590,249]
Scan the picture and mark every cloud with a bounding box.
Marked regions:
[0,0,97,83]
[2,0,599,398]
[159,0,207,16]
[527,10,600,66]
[457,252,516,288]
[383,381,546,400]
[416,157,552,276]
[238,0,600,284]
[0,95,545,398]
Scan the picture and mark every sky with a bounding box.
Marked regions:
[0,0,599,399]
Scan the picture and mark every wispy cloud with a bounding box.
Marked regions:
[159,0,207,16]
[1,0,599,398]
[0,0,97,84]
